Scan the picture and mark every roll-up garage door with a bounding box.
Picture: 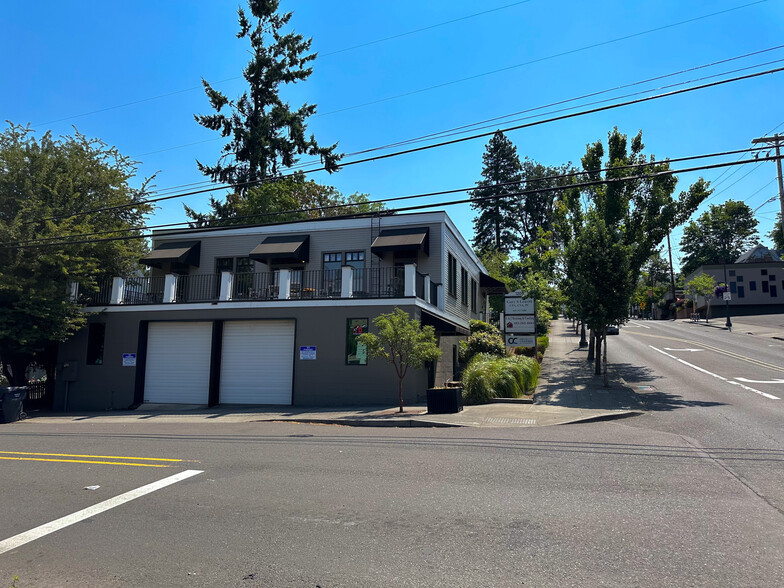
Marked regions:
[144,322,212,404]
[220,320,295,404]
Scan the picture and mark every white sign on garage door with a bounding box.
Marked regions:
[220,320,295,405]
[144,322,212,404]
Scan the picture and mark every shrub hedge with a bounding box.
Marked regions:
[462,354,540,404]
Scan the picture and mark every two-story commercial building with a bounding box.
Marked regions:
[54,211,506,410]
[684,244,784,318]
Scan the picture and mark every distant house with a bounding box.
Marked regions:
[55,211,507,410]
[683,245,784,318]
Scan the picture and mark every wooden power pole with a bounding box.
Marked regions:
[751,134,784,246]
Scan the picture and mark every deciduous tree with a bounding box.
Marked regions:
[680,200,759,275]
[0,124,152,386]
[357,308,441,413]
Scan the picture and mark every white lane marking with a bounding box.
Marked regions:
[628,320,650,329]
[736,377,784,384]
[0,469,203,556]
[648,346,780,400]
[664,348,702,352]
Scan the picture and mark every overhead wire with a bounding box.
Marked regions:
[10,145,768,246]
[33,1,767,129]
[5,154,779,249]
[33,1,538,127]
[21,63,784,226]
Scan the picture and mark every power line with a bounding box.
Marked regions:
[22,63,784,227]
[6,154,779,249]
[33,1,537,127]
[134,45,784,161]
[12,146,767,245]
[32,1,767,130]
[315,0,770,117]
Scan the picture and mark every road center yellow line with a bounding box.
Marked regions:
[0,451,181,462]
[0,456,169,467]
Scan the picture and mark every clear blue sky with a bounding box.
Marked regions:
[3,0,783,270]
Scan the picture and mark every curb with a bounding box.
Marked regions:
[253,417,460,428]
[554,410,644,426]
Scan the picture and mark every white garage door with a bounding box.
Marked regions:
[144,322,212,404]
[220,320,295,405]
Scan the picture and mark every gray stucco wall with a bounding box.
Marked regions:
[56,303,438,411]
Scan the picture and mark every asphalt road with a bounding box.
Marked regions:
[2,320,784,587]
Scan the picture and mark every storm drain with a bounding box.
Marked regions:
[483,417,536,425]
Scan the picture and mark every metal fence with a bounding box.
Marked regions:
[175,273,219,302]
[232,272,275,300]
[81,278,113,305]
[122,276,165,305]
[352,267,404,298]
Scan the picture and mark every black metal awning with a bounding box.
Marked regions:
[419,309,470,336]
[249,235,310,265]
[371,227,429,256]
[479,272,508,294]
[140,241,201,268]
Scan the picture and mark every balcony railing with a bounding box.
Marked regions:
[80,278,113,306]
[78,265,442,307]
[175,274,219,303]
[122,277,165,305]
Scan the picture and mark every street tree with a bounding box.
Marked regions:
[565,213,634,380]
[0,124,152,386]
[357,308,441,413]
[189,0,340,223]
[563,128,710,374]
[679,200,759,275]
[470,131,523,255]
[685,273,717,321]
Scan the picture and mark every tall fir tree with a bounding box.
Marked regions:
[188,0,340,224]
[470,131,523,255]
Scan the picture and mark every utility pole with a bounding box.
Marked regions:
[666,232,677,320]
[751,134,784,246]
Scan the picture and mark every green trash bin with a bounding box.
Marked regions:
[0,387,27,423]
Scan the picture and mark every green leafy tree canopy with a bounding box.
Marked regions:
[0,124,152,384]
[357,308,441,413]
[680,200,759,275]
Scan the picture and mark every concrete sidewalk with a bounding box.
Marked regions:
[16,318,642,429]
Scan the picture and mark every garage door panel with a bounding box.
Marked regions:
[144,322,212,404]
[220,320,294,405]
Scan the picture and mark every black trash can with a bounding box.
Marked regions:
[0,387,28,423]
[426,387,464,414]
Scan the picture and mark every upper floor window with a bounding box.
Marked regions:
[216,257,253,274]
[762,269,768,275]
[470,278,478,312]
[461,267,469,305]
[447,253,457,298]
[323,252,343,272]
[345,251,365,270]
